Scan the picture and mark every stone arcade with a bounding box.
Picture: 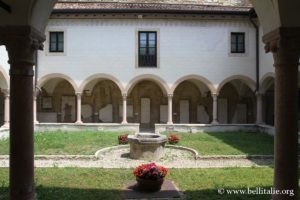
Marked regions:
[0,0,299,199]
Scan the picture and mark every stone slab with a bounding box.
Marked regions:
[179,100,189,123]
[99,104,113,122]
[124,180,183,200]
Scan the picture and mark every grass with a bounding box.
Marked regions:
[163,131,275,155]
[0,131,129,155]
[0,131,276,155]
[0,167,284,200]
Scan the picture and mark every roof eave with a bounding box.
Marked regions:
[52,9,251,15]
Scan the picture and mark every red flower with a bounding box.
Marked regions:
[133,163,168,180]
[168,134,180,144]
[118,134,128,144]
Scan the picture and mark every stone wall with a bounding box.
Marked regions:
[173,81,212,123]
[128,80,167,129]
[35,123,140,133]
[219,82,256,124]
[82,80,122,123]
[37,80,76,123]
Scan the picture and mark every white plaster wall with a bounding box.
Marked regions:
[37,18,259,92]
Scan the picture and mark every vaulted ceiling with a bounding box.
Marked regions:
[251,0,300,34]
[0,0,57,32]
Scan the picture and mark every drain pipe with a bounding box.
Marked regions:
[249,9,259,92]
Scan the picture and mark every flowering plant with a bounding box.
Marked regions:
[118,134,128,144]
[168,134,180,144]
[134,163,168,180]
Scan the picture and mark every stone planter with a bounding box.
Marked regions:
[136,177,164,192]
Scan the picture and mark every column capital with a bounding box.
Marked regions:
[211,93,218,99]
[167,93,173,98]
[122,93,127,99]
[255,91,264,97]
[263,27,300,67]
[76,92,82,97]
[0,26,45,66]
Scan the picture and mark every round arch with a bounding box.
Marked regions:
[171,75,216,94]
[0,65,9,89]
[125,74,170,95]
[37,73,79,93]
[260,72,275,93]
[79,73,124,94]
[217,75,256,94]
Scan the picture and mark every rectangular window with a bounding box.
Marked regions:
[231,32,245,53]
[49,32,64,52]
[138,31,157,67]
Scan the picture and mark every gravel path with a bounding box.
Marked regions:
[0,146,274,168]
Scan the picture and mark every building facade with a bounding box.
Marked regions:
[0,0,278,131]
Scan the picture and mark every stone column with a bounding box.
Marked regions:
[121,93,127,124]
[167,94,173,124]
[256,92,264,124]
[2,89,9,128]
[263,27,300,200]
[0,26,45,200]
[75,92,82,124]
[211,93,219,124]
[33,91,39,124]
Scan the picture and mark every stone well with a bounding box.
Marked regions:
[128,133,167,160]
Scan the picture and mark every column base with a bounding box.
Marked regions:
[34,120,39,124]
[167,121,173,125]
[256,121,265,125]
[211,120,219,125]
[75,121,83,124]
[1,123,9,128]
[121,121,128,124]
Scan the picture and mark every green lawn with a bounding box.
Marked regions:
[0,131,125,155]
[0,131,276,155]
[0,167,285,200]
[164,131,275,155]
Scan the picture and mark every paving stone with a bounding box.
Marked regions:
[124,180,184,200]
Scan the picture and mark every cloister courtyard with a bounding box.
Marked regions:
[1,0,300,199]
[0,130,298,200]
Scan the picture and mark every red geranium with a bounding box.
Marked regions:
[118,134,128,144]
[168,134,180,144]
[133,163,168,180]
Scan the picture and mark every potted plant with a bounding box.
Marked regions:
[168,134,180,144]
[118,134,128,144]
[133,163,168,192]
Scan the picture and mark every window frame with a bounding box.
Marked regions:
[49,31,64,53]
[138,31,158,68]
[230,32,245,54]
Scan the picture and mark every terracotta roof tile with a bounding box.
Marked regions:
[53,2,252,14]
